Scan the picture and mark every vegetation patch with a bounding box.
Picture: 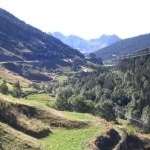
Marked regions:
[35,108,89,129]
[0,122,42,150]
[56,75,68,81]
[25,93,55,106]
[0,99,51,138]
[41,126,105,150]
[62,111,97,121]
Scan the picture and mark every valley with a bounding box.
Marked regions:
[1,7,150,150]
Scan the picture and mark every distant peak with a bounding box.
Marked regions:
[53,31,64,36]
[100,34,115,38]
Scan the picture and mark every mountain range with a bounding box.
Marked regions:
[95,33,150,61]
[1,7,150,65]
[48,32,121,53]
[0,8,84,62]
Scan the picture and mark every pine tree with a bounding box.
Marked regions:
[0,79,8,95]
[12,81,22,98]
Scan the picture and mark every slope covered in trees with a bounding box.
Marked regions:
[0,8,84,61]
[49,48,150,132]
[95,33,150,61]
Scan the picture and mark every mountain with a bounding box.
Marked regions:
[48,32,121,53]
[88,34,121,51]
[0,8,84,62]
[95,33,150,61]
[48,32,88,51]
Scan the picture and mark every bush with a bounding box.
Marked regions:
[126,125,136,137]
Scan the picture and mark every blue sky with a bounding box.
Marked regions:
[1,0,150,40]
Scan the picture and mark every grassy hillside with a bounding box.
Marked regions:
[1,79,150,149]
[0,57,96,86]
[0,83,123,150]
[0,122,42,150]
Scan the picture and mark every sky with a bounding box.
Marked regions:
[1,0,150,40]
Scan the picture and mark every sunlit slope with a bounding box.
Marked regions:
[0,95,114,150]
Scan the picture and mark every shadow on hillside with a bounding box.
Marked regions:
[95,128,121,150]
[127,135,150,150]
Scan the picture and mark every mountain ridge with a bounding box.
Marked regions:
[0,8,84,62]
[95,33,150,61]
[48,32,121,53]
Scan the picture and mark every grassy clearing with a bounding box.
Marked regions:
[40,111,108,150]
[26,93,55,104]
[41,126,105,150]
[117,118,129,127]
[22,87,35,92]
[62,111,97,121]
[0,92,55,108]
[56,75,68,81]
[26,93,55,106]
[0,93,44,108]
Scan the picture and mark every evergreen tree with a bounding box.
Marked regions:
[68,95,88,112]
[96,100,116,121]
[55,88,73,110]
[0,80,8,95]
[141,106,150,132]
[12,81,22,98]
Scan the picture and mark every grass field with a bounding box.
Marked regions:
[62,111,97,121]
[41,111,108,150]
[25,93,56,106]
[0,93,46,108]
[41,126,105,150]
